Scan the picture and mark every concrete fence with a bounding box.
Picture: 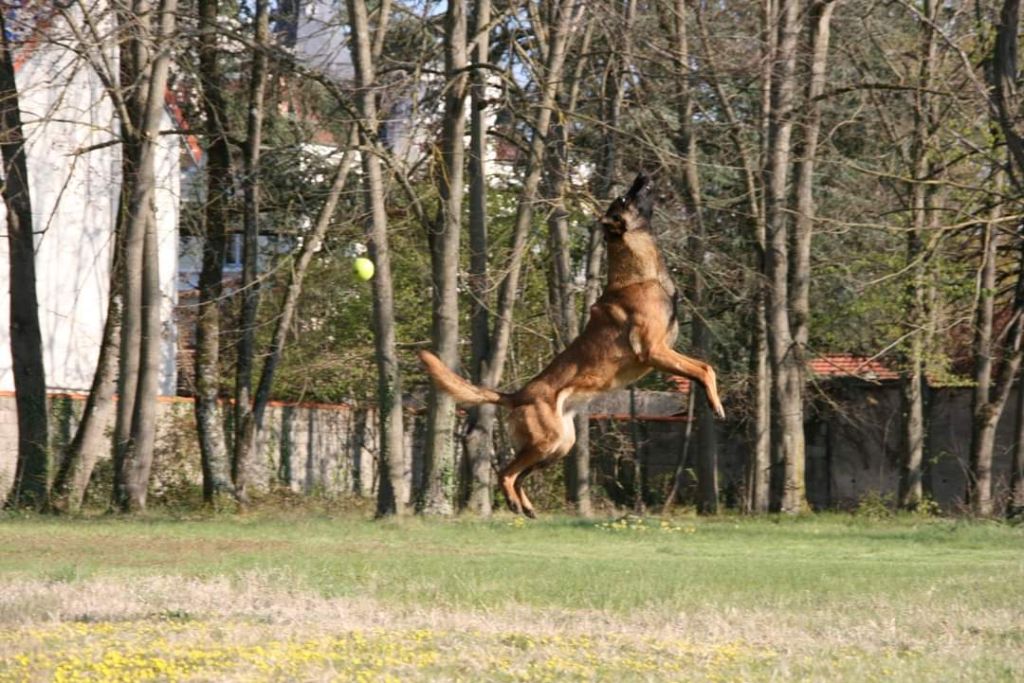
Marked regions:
[0,392,393,507]
[0,383,1019,512]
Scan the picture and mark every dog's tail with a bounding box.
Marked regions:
[418,350,510,407]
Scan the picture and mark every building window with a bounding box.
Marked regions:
[225,233,243,270]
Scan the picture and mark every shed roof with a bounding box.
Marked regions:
[665,353,898,397]
[807,354,898,381]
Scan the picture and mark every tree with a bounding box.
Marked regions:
[462,0,583,514]
[347,0,407,516]
[690,1,772,513]
[0,8,48,509]
[965,0,1024,517]
[748,0,774,515]
[764,0,807,514]
[992,0,1024,186]
[232,0,270,501]
[112,0,179,512]
[421,0,469,516]
[788,0,836,510]
[543,13,594,516]
[249,136,360,456]
[572,0,634,516]
[666,0,718,515]
[49,0,127,513]
[193,0,236,506]
[967,179,1024,516]
[993,0,1024,517]
[896,0,942,512]
[463,0,494,515]
[1013,353,1024,517]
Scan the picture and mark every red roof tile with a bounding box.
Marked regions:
[807,354,898,381]
[666,353,897,395]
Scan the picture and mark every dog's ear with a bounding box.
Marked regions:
[625,173,649,199]
[626,172,655,220]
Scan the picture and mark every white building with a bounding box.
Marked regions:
[0,5,181,396]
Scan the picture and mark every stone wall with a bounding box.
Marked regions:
[806,383,1020,511]
[0,384,1019,512]
[0,392,386,507]
[576,384,1020,513]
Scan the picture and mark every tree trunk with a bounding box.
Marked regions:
[111,1,145,513]
[422,0,468,516]
[664,390,696,510]
[899,0,940,511]
[347,0,407,516]
[1011,363,1024,518]
[684,137,719,516]
[900,341,926,509]
[123,213,163,511]
[545,120,580,506]
[968,298,1024,517]
[790,0,835,353]
[749,0,775,515]
[462,0,494,515]
[629,387,645,512]
[746,313,772,513]
[764,0,806,514]
[50,297,120,513]
[0,11,49,509]
[545,126,579,354]
[565,6,614,520]
[252,138,358,431]
[113,0,178,512]
[968,181,1024,516]
[194,0,235,506]
[573,224,605,519]
[479,0,580,393]
[670,0,717,515]
[969,220,999,515]
[993,0,1024,188]
[787,0,835,512]
[694,1,770,512]
[233,0,270,501]
[968,409,999,516]
[990,0,1024,519]
[113,137,142,512]
[464,0,580,515]
[544,17,593,515]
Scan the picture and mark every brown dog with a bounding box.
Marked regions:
[419,173,724,517]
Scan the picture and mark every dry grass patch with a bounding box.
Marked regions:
[0,573,1020,682]
[2,514,1021,680]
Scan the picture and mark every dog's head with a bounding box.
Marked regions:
[600,173,654,238]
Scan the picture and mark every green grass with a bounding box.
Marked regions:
[1,511,1022,681]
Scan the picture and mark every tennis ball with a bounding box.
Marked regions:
[353,256,375,281]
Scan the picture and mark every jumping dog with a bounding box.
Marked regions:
[419,173,725,517]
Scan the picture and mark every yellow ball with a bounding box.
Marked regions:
[353,257,375,281]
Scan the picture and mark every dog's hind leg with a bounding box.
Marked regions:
[499,401,568,516]
[515,449,570,518]
[514,465,539,519]
[499,447,547,517]
[510,417,577,518]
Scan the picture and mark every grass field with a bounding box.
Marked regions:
[0,510,1022,682]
